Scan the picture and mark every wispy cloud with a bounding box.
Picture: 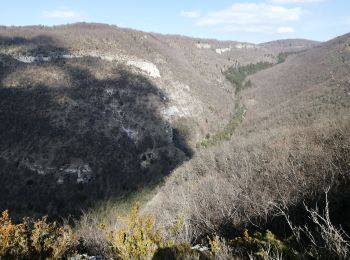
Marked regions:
[214,25,275,34]
[180,10,201,18]
[269,0,321,4]
[277,26,295,33]
[43,8,83,20]
[196,3,302,34]
[197,3,302,26]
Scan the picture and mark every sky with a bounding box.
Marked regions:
[0,0,349,43]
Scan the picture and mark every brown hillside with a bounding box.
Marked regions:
[146,32,350,244]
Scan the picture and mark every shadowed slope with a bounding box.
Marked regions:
[0,36,191,220]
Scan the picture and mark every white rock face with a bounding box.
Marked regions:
[76,164,92,184]
[162,106,180,119]
[126,60,161,78]
[63,54,84,59]
[12,53,161,79]
[235,43,256,49]
[196,43,211,49]
[62,54,76,59]
[100,55,114,61]
[22,158,93,184]
[15,56,37,63]
[216,47,231,54]
[15,54,77,63]
[162,82,203,121]
[60,164,92,184]
[105,88,115,96]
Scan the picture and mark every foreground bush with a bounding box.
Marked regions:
[107,203,167,259]
[0,210,77,259]
[2,199,350,259]
[230,229,297,259]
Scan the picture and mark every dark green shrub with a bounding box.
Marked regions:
[224,62,272,94]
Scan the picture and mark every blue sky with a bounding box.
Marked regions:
[0,0,349,43]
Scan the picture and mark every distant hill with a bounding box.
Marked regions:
[259,38,319,48]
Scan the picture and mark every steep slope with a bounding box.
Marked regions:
[146,32,350,242]
[242,33,350,132]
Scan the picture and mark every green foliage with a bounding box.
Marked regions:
[224,62,273,94]
[105,204,212,260]
[277,52,289,64]
[208,235,220,256]
[107,203,170,260]
[277,52,296,64]
[198,105,245,148]
[231,229,299,259]
[0,210,30,258]
[31,217,77,259]
[0,210,78,259]
[200,61,272,148]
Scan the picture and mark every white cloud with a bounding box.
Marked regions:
[180,10,201,18]
[43,8,82,19]
[196,3,302,34]
[215,25,275,34]
[277,26,295,33]
[269,0,321,3]
[197,3,301,26]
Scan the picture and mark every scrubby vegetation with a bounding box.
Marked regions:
[198,105,245,148]
[146,38,350,257]
[276,51,302,64]
[3,191,350,259]
[277,52,291,64]
[107,203,167,259]
[0,210,77,259]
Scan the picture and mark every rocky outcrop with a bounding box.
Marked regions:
[195,43,211,49]
[126,60,161,78]
[216,47,231,54]
[22,159,93,184]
